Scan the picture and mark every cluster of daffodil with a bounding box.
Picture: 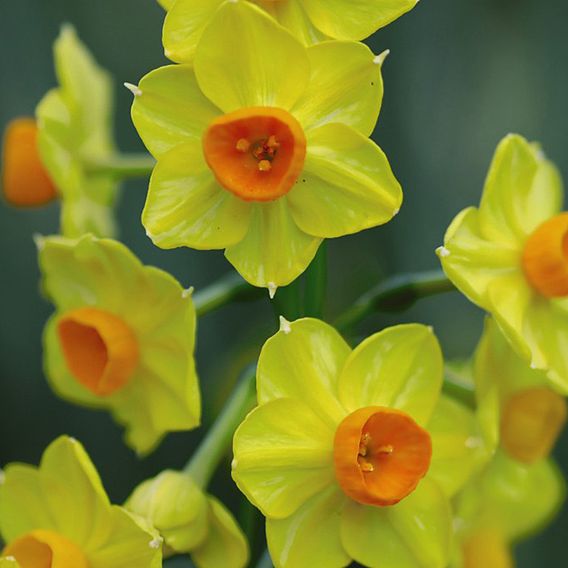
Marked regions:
[0,0,566,567]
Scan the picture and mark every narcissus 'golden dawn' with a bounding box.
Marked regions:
[438,134,568,394]
[232,318,480,567]
[0,436,162,568]
[131,1,402,290]
[38,234,201,454]
[160,0,418,63]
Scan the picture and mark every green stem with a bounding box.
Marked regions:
[334,269,455,332]
[193,272,264,318]
[443,367,476,409]
[304,243,327,319]
[185,366,257,488]
[83,153,156,179]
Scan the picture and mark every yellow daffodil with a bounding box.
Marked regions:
[34,25,118,237]
[232,318,480,567]
[161,0,418,62]
[448,318,566,567]
[126,470,249,568]
[38,234,201,454]
[473,318,566,464]
[1,118,57,207]
[131,0,402,290]
[0,436,162,567]
[437,134,568,394]
[452,452,564,568]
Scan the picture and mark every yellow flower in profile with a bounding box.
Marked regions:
[126,470,249,568]
[38,234,201,454]
[1,118,57,207]
[131,0,402,289]
[438,134,568,394]
[0,436,162,568]
[449,318,566,568]
[0,26,119,236]
[161,0,418,62]
[232,318,480,567]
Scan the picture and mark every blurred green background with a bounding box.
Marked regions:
[0,0,566,566]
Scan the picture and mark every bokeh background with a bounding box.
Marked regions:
[1,0,566,566]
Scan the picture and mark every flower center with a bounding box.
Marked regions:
[333,406,432,507]
[57,307,139,397]
[522,213,568,297]
[3,529,88,568]
[2,118,57,207]
[202,107,306,202]
[500,387,567,464]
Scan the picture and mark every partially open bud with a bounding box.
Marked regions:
[2,118,57,207]
[500,387,567,464]
[125,470,209,555]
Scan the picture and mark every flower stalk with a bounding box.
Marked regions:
[83,153,156,179]
[334,269,455,332]
[185,365,257,488]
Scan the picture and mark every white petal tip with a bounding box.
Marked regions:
[124,82,142,97]
[436,246,451,258]
[279,316,292,334]
[33,233,45,251]
[149,537,163,549]
[267,282,277,299]
[231,458,238,468]
[373,49,390,66]
[3,557,17,563]
[393,207,400,216]
[182,286,194,299]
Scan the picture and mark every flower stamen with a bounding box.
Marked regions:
[203,107,306,201]
[334,406,431,507]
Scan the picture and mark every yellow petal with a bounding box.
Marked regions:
[337,324,443,425]
[256,318,350,427]
[266,487,349,568]
[194,1,309,112]
[232,398,336,518]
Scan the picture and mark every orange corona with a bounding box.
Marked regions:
[3,529,89,568]
[2,117,57,207]
[333,406,432,507]
[501,387,567,464]
[203,107,306,202]
[522,213,568,297]
[57,307,139,397]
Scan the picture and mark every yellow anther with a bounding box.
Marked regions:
[258,159,272,172]
[267,135,280,150]
[377,444,394,455]
[235,138,250,153]
[358,458,375,473]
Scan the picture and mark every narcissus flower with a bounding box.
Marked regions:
[232,318,480,568]
[131,0,402,289]
[438,134,568,394]
[34,25,119,237]
[449,318,566,568]
[0,436,162,567]
[1,118,57,207]
[126,470,249,568]
[473,318,566,464]
[161,0,418,62]
[38,234,201,454]
[452,452,564,568]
